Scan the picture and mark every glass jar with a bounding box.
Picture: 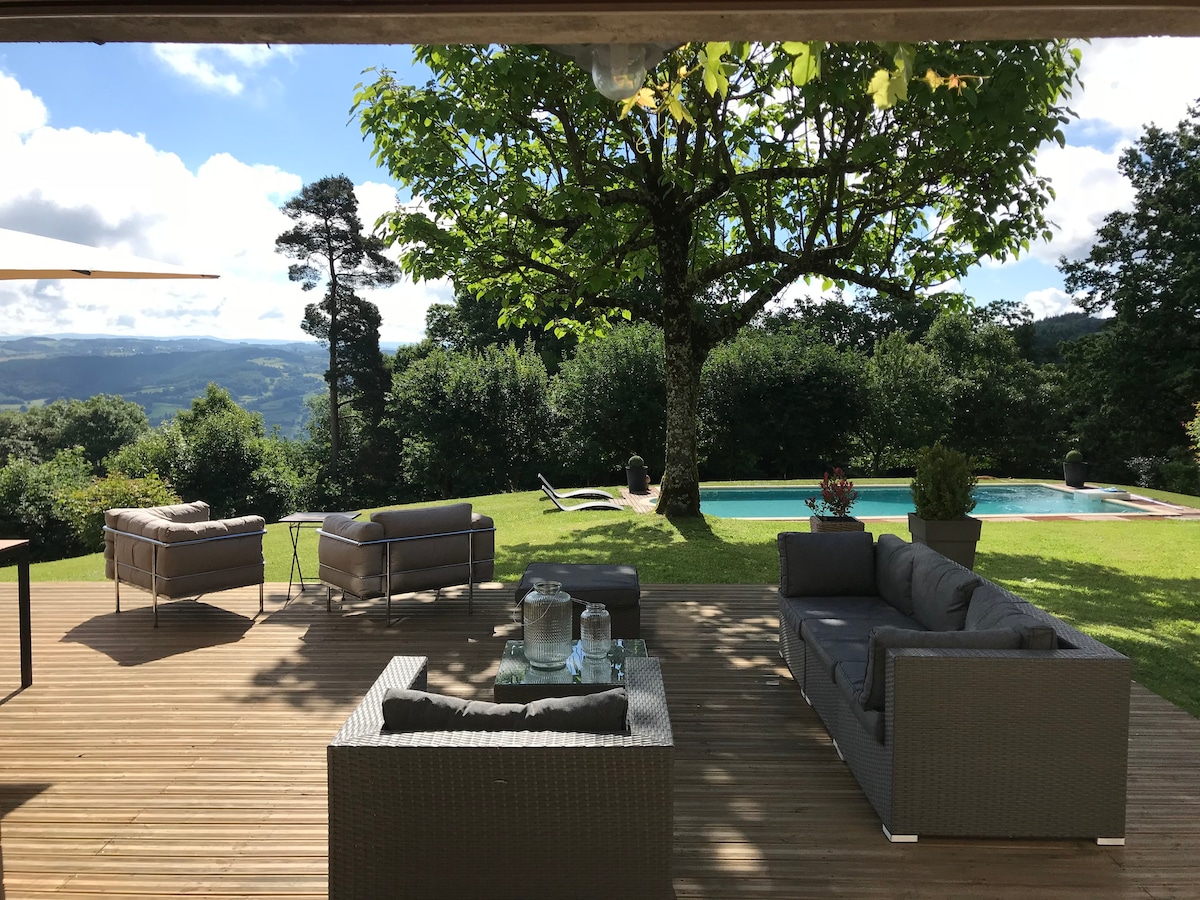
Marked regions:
[522,580,573,669]
[580,601,612,658]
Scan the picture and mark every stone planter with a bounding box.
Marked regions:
[809,515,865,534]
[907,513,982,569]
[1063,461,1088,488]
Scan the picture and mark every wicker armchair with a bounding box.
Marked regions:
[316,502,495,622]
[103,501,266,627]
[327,655,675,900]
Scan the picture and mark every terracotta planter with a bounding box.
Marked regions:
[809,515,865,534]
[907,513,982,569]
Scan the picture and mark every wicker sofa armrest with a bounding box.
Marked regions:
[883,647,1130,839]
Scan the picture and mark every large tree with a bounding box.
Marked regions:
[275,174,399,466]
[355,42,1078,515]
[1060,102,1200,479]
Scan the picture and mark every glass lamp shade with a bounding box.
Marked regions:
[590,44,648,100]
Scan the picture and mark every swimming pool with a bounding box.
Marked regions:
[699,484,1146,519]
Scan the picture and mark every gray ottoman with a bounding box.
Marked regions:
[515,563,641,639]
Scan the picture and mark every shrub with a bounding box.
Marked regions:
[0,448,91,560]
[627,455,645,468]
[804,468,859,518]
[60,473,180,552]
[910,443,977,520]
[1064,449,1085,463]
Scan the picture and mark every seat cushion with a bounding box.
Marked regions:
[833,661,884,743]
[967,583,1058,650]
[910,545,981,631]
[860,625,1023,710]
[800,618,875,681]
[780,595,918,640]
[777,531,875,598]
[875,534,916,616]
[381,686,629,734]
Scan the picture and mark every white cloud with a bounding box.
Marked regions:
[1021,287,1078,320]
[151,44,300,95]
[0,70,430,345]
[1073,37,1200,139]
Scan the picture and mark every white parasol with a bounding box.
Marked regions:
[0,227,219,280]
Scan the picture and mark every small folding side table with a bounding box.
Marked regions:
[280,512,360,601]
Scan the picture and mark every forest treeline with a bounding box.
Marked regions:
[2,299,1197,562]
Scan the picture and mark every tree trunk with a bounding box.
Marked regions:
[651,189,705,518]
[327,288,341,467]
[656,316,703,517]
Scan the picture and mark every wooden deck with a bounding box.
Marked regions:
[1,581,1198,899]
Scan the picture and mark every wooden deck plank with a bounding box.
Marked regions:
[1,581,1199,898]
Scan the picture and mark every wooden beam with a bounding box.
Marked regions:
[0,1,1198,44]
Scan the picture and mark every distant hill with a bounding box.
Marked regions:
[0,336,327,437]
[1028,312,1105,364]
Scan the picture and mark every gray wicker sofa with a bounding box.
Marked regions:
[778,531,1130,844]
[328,655,674,900]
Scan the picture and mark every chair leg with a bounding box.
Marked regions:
[258,583,264,615]
[152,590,159,628]
[468,580,474,616]
[114,576,121,614]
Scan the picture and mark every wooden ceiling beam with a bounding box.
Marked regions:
[0,1,1198,44]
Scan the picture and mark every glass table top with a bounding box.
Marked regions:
[494,639,648,700]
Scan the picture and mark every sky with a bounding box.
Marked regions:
[0,39,1198,345]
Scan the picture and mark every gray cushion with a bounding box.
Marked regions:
[777,532,875,598]
[910,546,981,631]
[834,661,884,743]
[860,625,1023,710]
[875,534,916,616]
[966,583,1058,650]
[382,687,629,734]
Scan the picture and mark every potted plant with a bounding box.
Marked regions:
[626,454,650,495]
[1063,449,1088,488]
[908,443,982,569]
[805,468,864,533]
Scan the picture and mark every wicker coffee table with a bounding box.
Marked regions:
[493,638,648,702]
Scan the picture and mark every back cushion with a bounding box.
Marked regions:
[374,503,474,570]
[967,583,1058,650]
[875,534,916,615]
[910,546,981,631]
[860,625,1023,710]
[382,687,628,734]
[777,531,876,598]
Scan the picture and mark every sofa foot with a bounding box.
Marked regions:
[832,738,844,761]
[882,826,918,843]
[800,688,811,707]
[1097,837,1125,846]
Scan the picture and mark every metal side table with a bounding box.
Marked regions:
[280,512,359,601]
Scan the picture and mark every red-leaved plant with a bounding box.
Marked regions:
[804,468,859,518]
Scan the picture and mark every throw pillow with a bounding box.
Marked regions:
[382,687,628,734]
[860,625,1022,711]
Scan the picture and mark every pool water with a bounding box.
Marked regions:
[699,484,1145,519]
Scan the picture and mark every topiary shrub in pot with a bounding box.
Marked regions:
[626,454,650,495]
[908,443,982,569]
[1063,449,1088,488]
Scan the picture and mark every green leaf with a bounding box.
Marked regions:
[788,42,822,86]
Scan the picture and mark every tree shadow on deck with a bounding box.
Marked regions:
[60,599,255,665]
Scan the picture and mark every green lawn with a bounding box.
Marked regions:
[6,482,1200,717]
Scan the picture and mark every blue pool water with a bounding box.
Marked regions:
[699,484,1144,519]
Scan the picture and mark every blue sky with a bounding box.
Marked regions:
[0,39,1198,343]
